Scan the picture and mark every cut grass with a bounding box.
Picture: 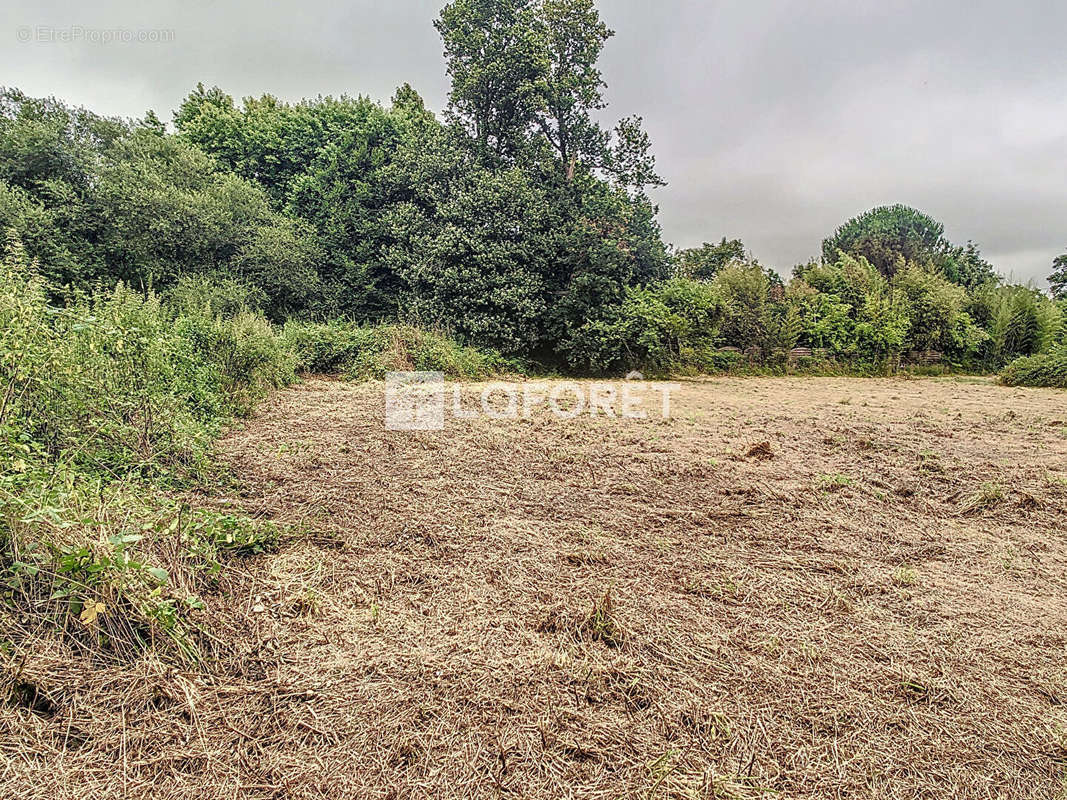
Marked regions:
[4,376,1067,799]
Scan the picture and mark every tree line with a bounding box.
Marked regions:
[0,0,1063,375]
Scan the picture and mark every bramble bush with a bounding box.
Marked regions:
[283,319,376,373]
[1,466,279,663]
[0,236,293,477]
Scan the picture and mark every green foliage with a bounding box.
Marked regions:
[283,319,374,373]
[822,204,994,288]
[1000,344,1067,388]
[0,90,321,315]
[175,74,664,341]
[1049,251,1067,301]
[792,254,908,362]
[892,264,983,356]
[380,126,554,352]
[968,282,1062,366]
[549,179,670,367]
[822,205,946,278]
[230,218,323,319]
[268,94,417,318]
[799,251,886,309]
[1,470,280,662]
[622,278,723,372]
[557,277,722,373]
[0,236,291,662]
[0,88,127,285]
[174,310,295,419]
[435,0,545,162]
[434,0,661,190]
[0,234,293,478]
[0,179,88,285]
[5,0,673,362]
[0,88,127,194]
[711,264,773,354]
[675,237,748,280]
[941,241,996,289]
[284,321,521,380]
[94,129,321,315]
[164,273,267,318]
[0,0,1059,383]
[2,240,206,476]
[348,325,522,380]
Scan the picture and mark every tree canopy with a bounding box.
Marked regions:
[675,237,748,280]
[1050,251,1067,300]
[822,204,995,289]
[0,1,1060,375]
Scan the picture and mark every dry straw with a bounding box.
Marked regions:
[3,376,1066,798]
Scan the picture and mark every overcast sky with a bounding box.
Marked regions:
[3,0,1065,286]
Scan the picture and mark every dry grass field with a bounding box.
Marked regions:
[5,376,1067,799]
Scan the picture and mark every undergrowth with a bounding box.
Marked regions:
[284,320,524,379]
[0,234,292,664]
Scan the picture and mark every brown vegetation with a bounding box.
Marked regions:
[4,376,1067,799]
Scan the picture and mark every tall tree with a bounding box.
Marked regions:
[434,0,544,163]
[675,237,748,280]
[435,0,662,191]
[941,240,996,289]
[533,0,611,179]
[822,205,947,278]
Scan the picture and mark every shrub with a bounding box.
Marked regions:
[175,310,295,418]
[893,264,983,357]
[969,283,1063,368]
[712,265,772,353]
[283,319,374,373]
[790,254,911,364]
[1000,345,1067,388]
[0,240,294,477]
[347,325,522,380]
[552,277,722,375]
[283,321,522,380]
[164,273,267,318]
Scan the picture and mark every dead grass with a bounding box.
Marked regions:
[3,376,1067,798]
